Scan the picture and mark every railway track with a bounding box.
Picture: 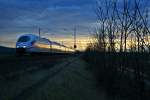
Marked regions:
[0,54,82,100]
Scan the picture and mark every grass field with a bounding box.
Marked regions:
[0,54,67,79]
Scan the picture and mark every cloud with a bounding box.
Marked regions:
[0,0,97,47]
[0,0,96,32]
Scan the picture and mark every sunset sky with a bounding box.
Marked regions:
[0,0,149,50]
[0,0,97,50]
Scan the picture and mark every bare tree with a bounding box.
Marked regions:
[91,0,150,100]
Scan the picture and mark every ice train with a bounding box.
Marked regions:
[16,34,75,55]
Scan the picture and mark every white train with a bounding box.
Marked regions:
[16,34,75,55]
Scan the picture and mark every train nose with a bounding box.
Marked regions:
[16,42,29,48]
[16,45,27,48]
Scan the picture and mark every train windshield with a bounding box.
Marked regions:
[18,36,30,42]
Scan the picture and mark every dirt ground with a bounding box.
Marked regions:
[0,55,111,100]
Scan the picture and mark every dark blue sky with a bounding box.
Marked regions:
[0,0,97,45]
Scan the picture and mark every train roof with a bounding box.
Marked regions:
[18,34,39,41]
[51,41,66,47]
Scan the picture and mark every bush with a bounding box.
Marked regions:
[83,50,150,100]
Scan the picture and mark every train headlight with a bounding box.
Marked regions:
[16,46,20,48]
[23,46,26,48]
